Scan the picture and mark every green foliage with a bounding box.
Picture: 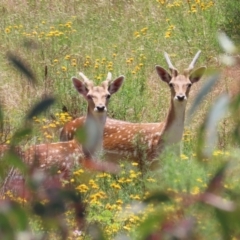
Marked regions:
[220,0,240,44]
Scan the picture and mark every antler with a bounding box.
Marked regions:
[79,72,94,89]
[101,72,112,89]
[184,50,201,75]
[164,52,178,77]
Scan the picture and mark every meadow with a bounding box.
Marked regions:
[1,0,240,239]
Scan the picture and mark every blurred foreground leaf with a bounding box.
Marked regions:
[204,94,230,157]
[218,31,237,54]
[87,223,106,240]
[206,163,228,194]
[144,192,171,203]
[215,207,240,240]
[136,211,165,240]
[7,52,36,84]
[10,128,32,146]
[0,212,14,239]
[10,202,28,230]
[2,150,26,174]
[26,97,55,120]
[188,72,220,121]
[75,127,87,144]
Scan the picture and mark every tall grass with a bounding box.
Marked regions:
[1,0,240,239]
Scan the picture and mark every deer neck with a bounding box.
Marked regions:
[161,98,187,147]
[82,107,107,159]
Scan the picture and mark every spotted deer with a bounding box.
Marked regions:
[60,51,206,163]
[1,72,124,196]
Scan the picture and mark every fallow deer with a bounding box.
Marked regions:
[1,72,124,196]
[60,51,206,163]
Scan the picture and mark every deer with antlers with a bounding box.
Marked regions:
[60,51,206,164]
[1,72,124,196]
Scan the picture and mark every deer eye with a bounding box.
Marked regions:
[87,95,92,99]
[187,83,192,88]
[169,83,173,88]
[106,94,111,99]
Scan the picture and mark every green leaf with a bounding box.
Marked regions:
[0,213,14,239]
[10,203,29,230]
[188,72,220,121]
[144,192,171,203]
[11,128,32,146]
[3,149,27,173]
[32,202,46,216]
[135,211,165,240]
[215,209,234,240]
[6,52,36,84]
[26,97,55,120]
[75,127,87,144]
[206,163,228,193]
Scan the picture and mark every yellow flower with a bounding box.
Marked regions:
[130,194,141,200]
[141,27,148,32]
[53,59,58,63]
[110,183,121,190]
[132,162,138,166]
[123,225,131,231]
[118,177,125,184]
[65,55,71,60]
[5,28,11,33]
[97,172,111,178]
[180,154,188,160]
[61,66,67,72]
[129,170,138,179]
[116,199,123,205]
[165,31,171,38]
[196,178,203,183]
[76,184,89,193]
[73,169,84,175]
[191,186,200,195]
[147,178,156,183]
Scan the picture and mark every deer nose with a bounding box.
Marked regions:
[96,106,105,112]
[177,95,185,101]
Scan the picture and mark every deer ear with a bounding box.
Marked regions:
[189,67,206,83]
[108,76,125,94]
[72,77,89,98]
[155,65,172,83]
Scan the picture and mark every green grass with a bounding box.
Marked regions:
[1,0,240,239]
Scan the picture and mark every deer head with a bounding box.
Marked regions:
[72,72,124,116]
[156,51,206,101]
